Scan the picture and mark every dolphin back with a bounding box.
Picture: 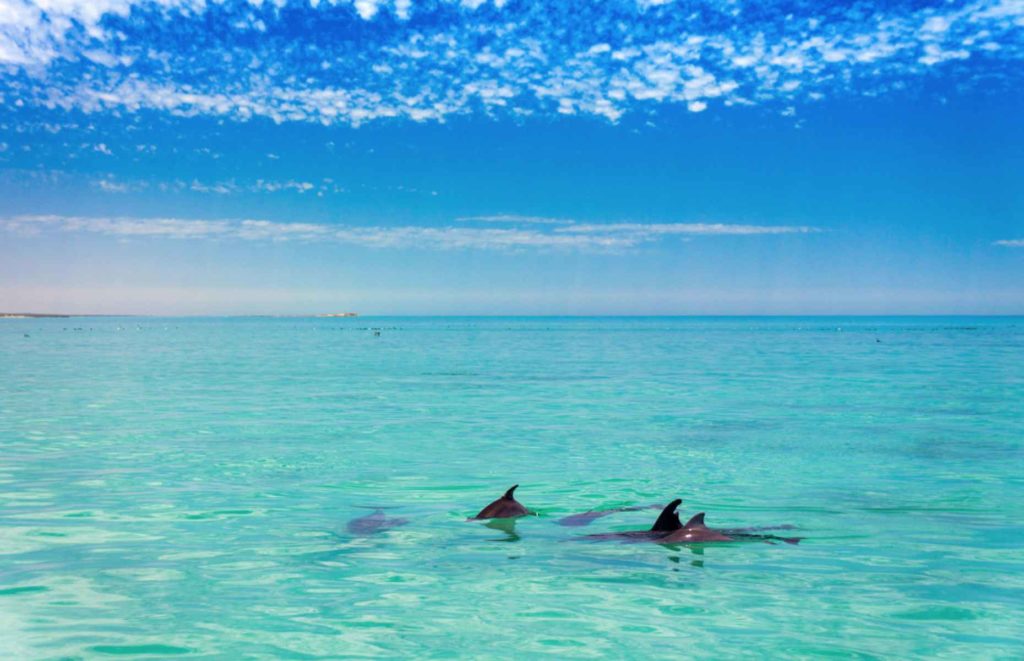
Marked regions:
[472,484,530,519]
[661,512,735,543]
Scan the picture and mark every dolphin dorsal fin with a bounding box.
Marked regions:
[683,512,706,528]
[503,485,519,500]
[650,498,683,532]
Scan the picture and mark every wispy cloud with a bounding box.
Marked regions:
[94,178,133,193]
[994,239,1024,247]
[0,214,642,249]
[92,176,346,196]
[457,214,576,225]
[2,1,1022,126]
[560,222,819,235]
[2,214,235,239]
[457,217,818,235]
[331,226,640,250]
[0,213,820,251]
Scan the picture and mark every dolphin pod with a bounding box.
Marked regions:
[579,498,802,544]
[345,485,802,544]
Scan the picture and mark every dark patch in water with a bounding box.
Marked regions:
[90,644,193,655]
[0,585,49,596]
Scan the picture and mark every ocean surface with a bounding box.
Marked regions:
[2,316,1022,659]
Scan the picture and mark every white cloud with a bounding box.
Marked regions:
[94,178,131,192]
[0,213,822,251]
[0,213,233,239]
[189,180,235,194]
[93,175,343,195]
[560,222,819,235]
[994,239,1024,247]
[456,214,577,225]
[330,225,641,250]
[0,0,205,66]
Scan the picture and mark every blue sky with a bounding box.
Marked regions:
[1,0,1022,314]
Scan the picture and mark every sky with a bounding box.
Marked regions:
[0,0,1022,315]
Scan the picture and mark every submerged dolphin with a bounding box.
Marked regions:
[581,499,801,545]
[470,485,532,520]
[577,498,685,541]
[346,508,410,536]
[556,504,663,527]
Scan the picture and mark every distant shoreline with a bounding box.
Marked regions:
[1,313,76,318]
[1,312,362,319]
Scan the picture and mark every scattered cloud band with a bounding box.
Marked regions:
[1,213,820,251]
[2,1,1023,126]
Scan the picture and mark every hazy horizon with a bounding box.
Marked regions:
[4,311,1024,319]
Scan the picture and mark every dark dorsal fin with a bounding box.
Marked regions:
[650,498,683,532]
[502,484,519,500]
[683,512,707,528]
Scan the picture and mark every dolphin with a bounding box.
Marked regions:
[661,512,801,544]
[470,485,532,520]
[556,503,663,527]
[660,512,735,543]
[346,508,410,536]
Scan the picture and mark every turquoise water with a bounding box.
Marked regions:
[2,317,1023,658]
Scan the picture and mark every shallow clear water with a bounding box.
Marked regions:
[2,317,1023,658]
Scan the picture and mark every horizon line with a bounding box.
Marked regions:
[4,313,1024,319]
